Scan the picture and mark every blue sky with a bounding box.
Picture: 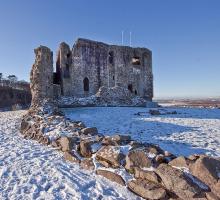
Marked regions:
[0,0,219,98]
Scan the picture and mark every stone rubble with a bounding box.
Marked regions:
[20,109,220,200]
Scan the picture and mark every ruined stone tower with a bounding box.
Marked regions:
[30,46,53,106]
[54,38,153,101]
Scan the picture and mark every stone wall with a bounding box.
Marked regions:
[56,38,153,101]
[30,46,54,107]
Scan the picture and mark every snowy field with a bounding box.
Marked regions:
[0,107,220,200]
[64,107,220,157]
[0,111,140,200]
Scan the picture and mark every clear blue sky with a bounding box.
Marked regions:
[0,0,219,98]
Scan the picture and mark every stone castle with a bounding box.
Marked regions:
[30,38,153,107]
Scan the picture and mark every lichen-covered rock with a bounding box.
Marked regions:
[96,170,125,186]
[155,163,203,199]
[96,146,124,168]
[128,178,166,200]
[125,150,152,172]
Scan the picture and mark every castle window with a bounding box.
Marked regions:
[67,53,71,58]
[109,51,114,64]
[135,90,137,95]
[64,64,70,78]
[128,84,133,93]
[113,76,115,80]
[83,77,89,92]
[132,56,141,65]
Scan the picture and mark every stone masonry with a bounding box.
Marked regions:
[54,38,153,102]
[30,46,54,107]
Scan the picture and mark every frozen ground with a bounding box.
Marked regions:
[0,111,140,200]
[64,107,220,157]
[0,107,219,200]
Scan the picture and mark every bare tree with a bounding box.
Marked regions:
[7,75,18,83]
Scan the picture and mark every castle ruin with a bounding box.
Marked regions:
[31,38,153,107]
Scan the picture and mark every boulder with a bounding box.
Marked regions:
[96,169,125,186]
[155,163,203,199]
[79,140,92,158]
[81,127,98,135]
[57,137,73,152]
[98,160,111,168]
[188,154,200,161]
[127,178,166,200]
[77,122,86,128]
[20,119,32,134]
[125,150,152,173]
[206,192,220,200]
[155,154,166,165]
[169,156,192,168]
[190,156,220,197]
[149,110,161,115]
[80,158,95,171]
[146,144,164,155]
[212,181,220,198]
[96,146,124,168]
[134,167,160,184]
[64,152,80,164]
[102,135,131,146]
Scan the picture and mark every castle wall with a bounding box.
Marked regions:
[55,38,153,100]
[30,46,54,106]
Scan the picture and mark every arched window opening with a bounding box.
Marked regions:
[109,51,114,64]
[128,84,133,93]
[83,77,89,92]
[135,90,137,95]
[66,53,71,58]
[132,56,141,65]
[113,76,115,80]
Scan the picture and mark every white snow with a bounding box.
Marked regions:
[1,107,220,199]
[0,111,140,200]
[64,107,220,157]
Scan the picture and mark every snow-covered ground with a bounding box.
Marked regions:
[64,107,220,157]
[0,111,140,200]
[0,107,220,200]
